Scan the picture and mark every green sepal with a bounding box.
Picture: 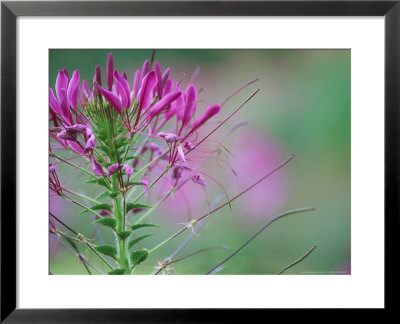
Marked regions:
[130,249,148,266]
[117,230,132,241]
[94,245,117,259]
[128,234,153,250]
[108,269,125,275]
[131,223,161,231]
[93,217,117,230]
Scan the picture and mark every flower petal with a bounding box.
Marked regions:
[148,90,182,120]
[162,68,170,85]
[177,144,186,162]
[192,104,220,131]
[59,88,73,125]
[154,61,163,99]
[49,88,60,114]
[67,70,80,109]
[140,60,150,80]
[138,71,157,111]
[182,85,197,128]
[98,86,123,115]
[85,135,96,152]
[163,78,173,97]
[132,69,141,99]
[55,70,69,103]
[91,156,104,176]
[114,70,131,109]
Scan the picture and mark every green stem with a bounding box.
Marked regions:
[113,196,130,274]
[278,245,318,275]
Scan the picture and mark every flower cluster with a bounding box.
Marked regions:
[49,53,231,275]
[49,53,220,195]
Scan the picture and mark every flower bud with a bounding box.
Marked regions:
[154,61,163,99]
[106,53,114,90]
[148,91,182,120]
[158,132,180,143]
[192,104,221,131]
[94,65,102,86]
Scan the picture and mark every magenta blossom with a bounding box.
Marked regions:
[228,131,288,219]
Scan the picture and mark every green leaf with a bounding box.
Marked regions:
[95,191,111,200]
[115,137,129,147]
[131,223,161,231]
[94,217,117,229]
[94,245,117,259]
[86,178,109,189]
[128,234,153,250]
[117,230,132,241]
[130,249,148,266]
[127,181,144,186]
[79,203,112,215]
[125,156,144,161]
[126,203,153,213]
[108,269,126,275]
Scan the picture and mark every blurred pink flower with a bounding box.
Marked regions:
[49,195,69,255]
[157,177,209,222]
[228,131,288,219]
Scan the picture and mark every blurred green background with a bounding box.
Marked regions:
[49,49,350,275]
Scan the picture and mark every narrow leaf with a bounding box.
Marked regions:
[128,234,153,250]
[125,156,145,161]
[80,203,112,215]
[131,223,161,231]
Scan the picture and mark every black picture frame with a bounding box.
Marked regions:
[1,0,398,321]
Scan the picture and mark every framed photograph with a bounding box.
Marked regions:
[1,0,398,321]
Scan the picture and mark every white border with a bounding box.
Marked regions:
[17,17,384,308]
